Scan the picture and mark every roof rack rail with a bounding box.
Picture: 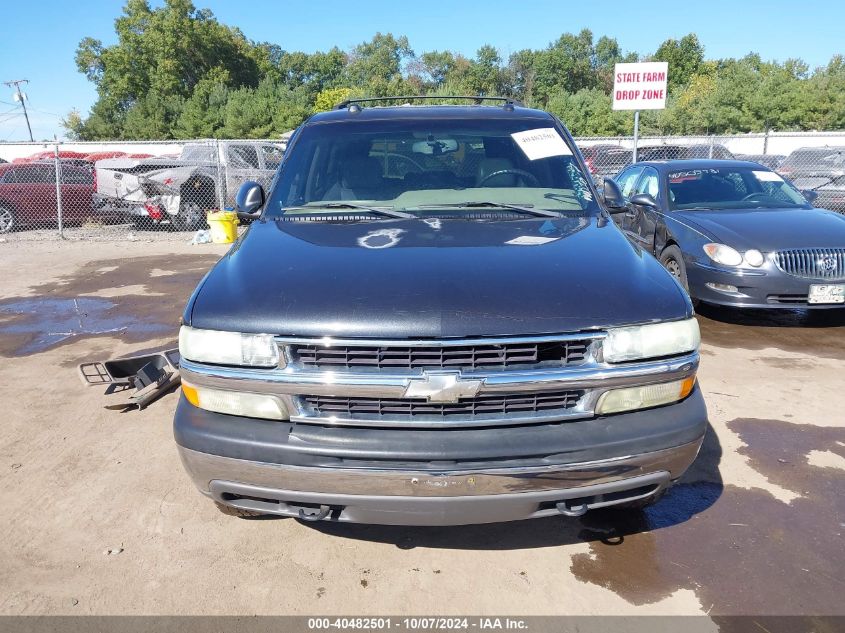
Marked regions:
[335,95,523,110]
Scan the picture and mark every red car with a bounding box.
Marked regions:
[0,162,94,233]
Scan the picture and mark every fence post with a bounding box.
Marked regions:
[763,128,770,155]
[54,143,64,239]
[632,111,640,163]
[215,138,226,211]
[708,135,715,158]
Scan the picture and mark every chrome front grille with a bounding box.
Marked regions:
[774,248,845,280]
[302,389,584,420]
[290,340,591,371]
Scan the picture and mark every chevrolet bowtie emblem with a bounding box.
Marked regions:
[403,372,484,403]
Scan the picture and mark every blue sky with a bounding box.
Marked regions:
[1,0,843,141]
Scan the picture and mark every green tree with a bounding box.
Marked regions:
[121,90,185,139]
[345,33,414,88]
[173,69,231,137]
[418,51,456,87]
[314,87,353,112]
[547,88,630,136]
[653,34,705,93]
[73,0,264,138]
[220,80,311,138]
[467,45,504,95]
[532,29,599,104]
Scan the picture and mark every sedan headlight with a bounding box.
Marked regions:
[604,318,700,363]
[703,243,743,267]
[596,376,696,415]
[181,382,288,420]
[179,326,280,368]
[744,249,765,267]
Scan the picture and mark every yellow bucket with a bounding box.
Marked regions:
[206,210,239,244]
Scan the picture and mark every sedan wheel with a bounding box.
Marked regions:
[659,245,691,293]
[0,206,14,234]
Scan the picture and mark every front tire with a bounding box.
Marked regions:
[0,205,15,233]
[660,245,689,289]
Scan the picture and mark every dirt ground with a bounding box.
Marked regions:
[0,240,843,619]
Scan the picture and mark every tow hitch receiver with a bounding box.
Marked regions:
[556,499,589,517]
[297,505,333,522]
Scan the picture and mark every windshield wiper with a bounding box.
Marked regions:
[283,203,414,219]
[414,201,563,218]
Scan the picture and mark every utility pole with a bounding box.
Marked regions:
[4,79,34,141]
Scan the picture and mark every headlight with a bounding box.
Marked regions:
[744,249,765,267]
[596,376,696,415]
[179,326,280,367]
[181,382,288,420]
[703,243,742,267]
[603,318,700,363]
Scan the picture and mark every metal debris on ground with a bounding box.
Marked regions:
[79,348,181,410]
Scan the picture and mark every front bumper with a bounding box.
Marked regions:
[687,261,845,309]
[174,387,707,525]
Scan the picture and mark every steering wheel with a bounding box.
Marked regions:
[478,168,540,187]
[741,192,769,201]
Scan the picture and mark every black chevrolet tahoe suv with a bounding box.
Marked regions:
[174,97,706,526]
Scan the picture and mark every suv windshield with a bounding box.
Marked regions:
[266,117,597,217]
[668,167,809,210]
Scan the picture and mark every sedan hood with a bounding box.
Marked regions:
[188,215,690,338]
[674,207,845,251]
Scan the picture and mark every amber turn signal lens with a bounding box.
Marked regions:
[181,382,200,407]
[679,375,696,400]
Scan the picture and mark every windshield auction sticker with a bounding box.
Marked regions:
[752,170,784,182]
[511,128,572,160]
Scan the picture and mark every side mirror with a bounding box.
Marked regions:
[235,181,266,218]
[802,189,819,204]
[629,193,659,209]
[602,178,627,213]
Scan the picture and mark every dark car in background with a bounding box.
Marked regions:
[637,144,734,162]
[735,154,785,170]
[579,143,631,182]
[611,159,845,309]
[174,98,706,526]
[0,162,95,233]
[777,147,845,213]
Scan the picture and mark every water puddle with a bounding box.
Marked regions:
[0,253,218,357]
[0,297,170,355]
[571,418,845,615]
[696,305,845,361]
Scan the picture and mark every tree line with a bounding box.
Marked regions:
[65,0,845,140]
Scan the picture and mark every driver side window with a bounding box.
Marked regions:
[635,167,660,199]
[614,166,644,203]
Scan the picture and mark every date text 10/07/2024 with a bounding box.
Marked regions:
[307,617,529,630]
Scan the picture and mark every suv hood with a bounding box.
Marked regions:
[187,216,690,338]
[674,207,845,251]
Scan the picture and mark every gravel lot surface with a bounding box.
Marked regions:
[0,240,842,619]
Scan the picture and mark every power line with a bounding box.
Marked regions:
[3,79,33,142]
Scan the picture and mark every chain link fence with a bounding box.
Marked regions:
[0,138,286,241]
[0,131,843,241]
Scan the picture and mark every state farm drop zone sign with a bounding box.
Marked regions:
[612,62,669,110]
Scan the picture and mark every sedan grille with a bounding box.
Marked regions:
[774,248,845,280]
[291,340,591,371]
[302,390,584,419]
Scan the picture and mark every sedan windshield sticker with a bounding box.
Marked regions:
[753,170,784,182]
[511,128,572,160]
[669,169,719,182]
